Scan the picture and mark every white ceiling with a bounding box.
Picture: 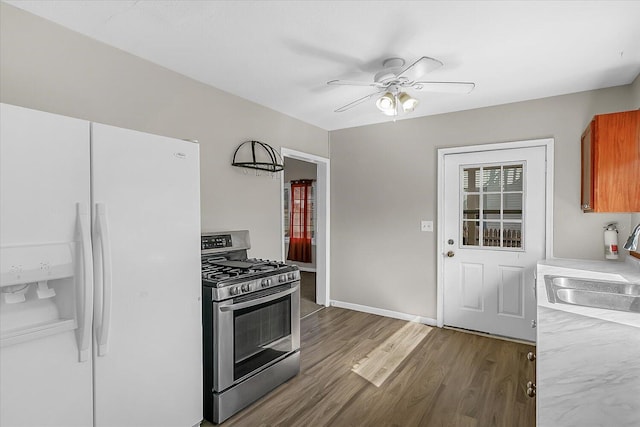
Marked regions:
[6,1,640,131]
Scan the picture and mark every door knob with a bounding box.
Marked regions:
[446,251,455,257]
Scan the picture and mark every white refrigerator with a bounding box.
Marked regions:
[0,103,203,427]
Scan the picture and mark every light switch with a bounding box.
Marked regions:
[421,220,433,232]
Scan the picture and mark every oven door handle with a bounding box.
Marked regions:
[219,284,299,312]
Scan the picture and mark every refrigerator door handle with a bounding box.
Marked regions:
[95,202,113,356]
[76,203,94,362]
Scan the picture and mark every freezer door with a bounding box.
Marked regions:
[0,103,93,426]
[91,123,202,427]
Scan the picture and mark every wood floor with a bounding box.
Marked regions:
[209,307,536,427]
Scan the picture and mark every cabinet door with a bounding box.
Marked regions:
[580,121,593,211]
[582,110,640,212]
[593,111,640,212]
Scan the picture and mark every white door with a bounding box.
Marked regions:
[443,146,546,341]
[91,123,202,427]
[0,103,94,426]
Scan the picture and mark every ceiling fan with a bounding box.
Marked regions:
[327,56,475,116]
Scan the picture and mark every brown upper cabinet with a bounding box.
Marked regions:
[581,109,640,212]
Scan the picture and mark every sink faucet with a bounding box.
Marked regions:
[624,223,640,251]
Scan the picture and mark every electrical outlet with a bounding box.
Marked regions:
[421,220,433,232]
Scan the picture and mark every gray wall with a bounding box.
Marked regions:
[329,83,639,319]
[631,73,640,107]
[0,3,328,261]
[284,157,318,182]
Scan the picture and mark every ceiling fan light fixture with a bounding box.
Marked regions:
[376,92,396,112]
[398,92,419,112]
[329,56,475,116]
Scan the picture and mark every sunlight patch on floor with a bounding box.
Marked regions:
[351,320,432,387]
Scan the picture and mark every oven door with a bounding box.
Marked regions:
[213,282,300,392]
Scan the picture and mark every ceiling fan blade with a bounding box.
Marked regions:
[412,81,476,94]
[334,90,384,113]
[397,57,443,81]
[327,79,380,87]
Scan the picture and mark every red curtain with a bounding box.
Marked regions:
[287,179,313,263]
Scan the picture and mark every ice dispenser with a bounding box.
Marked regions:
[0,243,77,347]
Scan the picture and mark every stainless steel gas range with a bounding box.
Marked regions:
[201,230,300,424]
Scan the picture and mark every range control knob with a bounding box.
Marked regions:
[287,272,295,280]
[279,274,287,283]
[229,286,239,296]
[261,278,271,288]
[241,283,250,292]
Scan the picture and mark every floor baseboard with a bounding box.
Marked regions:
[330,300,437,326]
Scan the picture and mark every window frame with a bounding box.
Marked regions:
[459,161,526,251]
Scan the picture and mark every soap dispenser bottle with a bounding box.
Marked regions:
[604,223,619,260]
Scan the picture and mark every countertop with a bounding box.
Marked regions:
[537,256,640,328]
[536,257,640,427]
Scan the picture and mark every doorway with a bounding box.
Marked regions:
[437,139,554,342]
[281,148,330,317]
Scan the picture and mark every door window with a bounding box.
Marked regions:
[283,182,316,239]
[233,294,292,381]
[461,163,525,250]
